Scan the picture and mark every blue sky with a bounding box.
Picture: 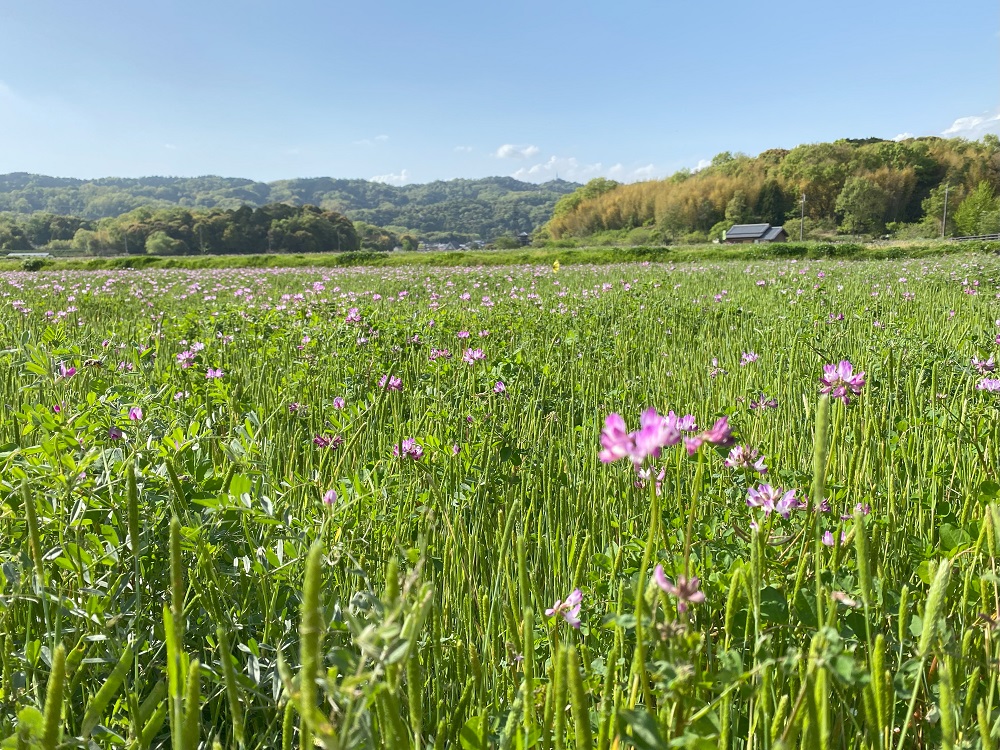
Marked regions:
[1,0,998,185]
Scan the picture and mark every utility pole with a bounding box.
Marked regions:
[941,184,950,238]
[800,193,806,241]
[123,229,128,255]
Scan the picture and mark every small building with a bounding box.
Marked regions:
[723,224,787,244]
[517,232,531,247]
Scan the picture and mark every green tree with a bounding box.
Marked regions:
[835,176,889,235]
[724,191,750,224]
[145,230,189,255]
[953,181,1000,236]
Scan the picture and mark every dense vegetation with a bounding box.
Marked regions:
[0,204,360,256]
[3,257,1000,749]
[544,136,1000,244]
[0,174,578,241]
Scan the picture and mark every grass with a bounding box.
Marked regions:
[3,238,999,272]
[0,255,999,748]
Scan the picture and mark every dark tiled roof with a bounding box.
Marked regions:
[726,223,771,239]
[762,226,786,241]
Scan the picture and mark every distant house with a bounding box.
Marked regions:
[723,224,787,244]
[517,232,531,247]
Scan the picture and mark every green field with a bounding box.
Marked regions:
[1,256,999,749]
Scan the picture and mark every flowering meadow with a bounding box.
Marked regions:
[2,257,1000,749]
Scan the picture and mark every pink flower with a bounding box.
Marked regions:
[749,396,778,410]
[724,445,767,473]
[322,489,337,506]
[493,381,507,395]
[176,350,195,368]
[393,438,424,460]
[379,374,403,391]
[462,348,485,365]
[58,362,76,379]
[684,416,734,455]
[653,565,705,613]
[108,426,123,440]
[545,588,582,628]
[288,402,301,413]
[345,307,362,323]
[820,360,865,404]
[747,484,803,518]
[599,409,693,467]
[740,351,758,367]
[333,397,345,409]
[977,378,1000,392]
[599,414,633,464]
[206,368,224,379]
[451,444,461,456]
[457,331,470,339]
[973,357,996,374]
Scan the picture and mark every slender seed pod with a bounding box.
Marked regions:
[854,509,873,612]
[127,462,140,562]
[919,558,951,657]
[523,607,535,733]
[22,479,45,588]
[498,684,524,750]
[182,660,201,750]
[433,715,448,750]
[170,516,185,645]
[871,634,887,732]
[596,640,619,750]
[385,557,400,606]
[298,542,324,750]
[139,701,169,750]
[138,681,167,727]
[811,396,831,511]
[81,643,134,737]
[216,627,245,748]
[978,700,996,750]
[897,585,910,646]
[770,694,789,746]
[41,644,66,750]
[407,651,422,748]
[724,566,744,645]
[566,645,592,750]
[517,535,530,614]
[281,702,295,750]
[552,645,568,750]
[449,678,475,745]
[939,655,955,750]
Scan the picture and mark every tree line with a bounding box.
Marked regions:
[542,136,1000,243]
[0,173,578,240]
[0,204,360,255]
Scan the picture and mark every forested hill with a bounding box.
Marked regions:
[0,173,579,239]
[544,136,1000,244]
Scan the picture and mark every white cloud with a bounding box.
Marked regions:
[454,145,473,153]
[892,132,915,142]
[694,158,711,172]
[943,107,1000,138]
[370,169,410,185]
[495,143,540,159]
[164,143,178,150]
[511,155,658,183]
[353,134,390,146]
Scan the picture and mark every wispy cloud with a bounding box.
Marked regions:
[370,168,410,185]
[693,158,711,172]
[495,143,540,159]
[454,145,473,153]
[511,155,658,183]
[892,132,915,142]
[943,107,1000,138]
[354,134,390,146]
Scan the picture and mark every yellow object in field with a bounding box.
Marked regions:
[552,260,560,273]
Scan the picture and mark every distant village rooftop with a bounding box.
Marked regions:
[723,223,787,244]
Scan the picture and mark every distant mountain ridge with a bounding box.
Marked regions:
[0,173,580,239]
